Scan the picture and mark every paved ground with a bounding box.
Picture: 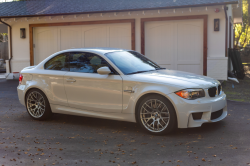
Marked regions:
[0,73,6,79]
[0,79,250,166]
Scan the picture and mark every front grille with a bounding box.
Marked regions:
[211,109,223,120]
[218,85,221,95]
[208,87,217,97]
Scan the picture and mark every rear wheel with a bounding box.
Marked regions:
[136,95,177,135]
[25,89,52,120]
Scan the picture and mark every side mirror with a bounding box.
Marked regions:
[97,67,111,75]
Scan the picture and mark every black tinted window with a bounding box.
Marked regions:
[44,53,69,71]
[69,52,109,73]
[105,51,161,75]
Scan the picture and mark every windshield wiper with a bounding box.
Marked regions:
[127,70,155,75]
[156,68,166,70]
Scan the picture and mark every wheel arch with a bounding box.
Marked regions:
[24,86,49,105]
[134,92,179,124]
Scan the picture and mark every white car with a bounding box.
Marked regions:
[17,48,227,135]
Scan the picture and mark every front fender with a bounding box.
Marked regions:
[122,79,179,114]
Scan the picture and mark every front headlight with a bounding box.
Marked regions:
[175,89,205,100]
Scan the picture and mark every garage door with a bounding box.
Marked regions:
[145,19,203,75]
[33,23,131,65]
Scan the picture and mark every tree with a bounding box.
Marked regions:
[0,33,8,42]
[234,0,250,48]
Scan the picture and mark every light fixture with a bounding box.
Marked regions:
[20,28,26,38]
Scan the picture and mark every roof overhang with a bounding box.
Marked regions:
[0,1,239,18]
[0,24,7,33]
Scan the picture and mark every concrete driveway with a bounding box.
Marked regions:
[0,79,250,166]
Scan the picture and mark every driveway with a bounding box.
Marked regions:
[0,79,250,166]
[0,73,5,79]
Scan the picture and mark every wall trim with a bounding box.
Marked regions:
[207,57,228,60]
[140,15,208,76]
[29,19,136,66]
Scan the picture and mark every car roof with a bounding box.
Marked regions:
[61,47,131,54]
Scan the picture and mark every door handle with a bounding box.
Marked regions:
[66,78,76,82]
[124,90,135,93]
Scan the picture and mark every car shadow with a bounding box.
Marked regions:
[50,113,140,132]
[42,113,226,136]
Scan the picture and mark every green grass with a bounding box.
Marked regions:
[224,91,241,95]
[230,98,245,102]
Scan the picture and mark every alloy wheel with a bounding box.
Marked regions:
[140,99,170,133]
[26,91,46,118]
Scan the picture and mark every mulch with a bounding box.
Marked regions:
[223,65,250,103]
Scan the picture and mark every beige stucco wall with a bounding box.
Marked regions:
[5,5,232,80]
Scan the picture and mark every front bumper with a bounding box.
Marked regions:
[168,91,227,128]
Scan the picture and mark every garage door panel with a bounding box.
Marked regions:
[177,22,203,62]
[82,26,108,48]
[34,23,132,65]
[145,22,175,65]
[59,26,81,50]
[145,19,203,75]
[34,27,58,65]
[177,62,201,65]
[177,64,201,75]
[109,25,131,50]
[157,64,174,70]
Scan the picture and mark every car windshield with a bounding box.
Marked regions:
[105,51,163,75]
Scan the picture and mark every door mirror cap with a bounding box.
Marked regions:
[97,67,111,75]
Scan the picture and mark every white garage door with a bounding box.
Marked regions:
[33,23,131,65]
[145,19,203,75]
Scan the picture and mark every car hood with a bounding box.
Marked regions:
[126,69,220,89]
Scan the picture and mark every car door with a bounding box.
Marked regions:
[64,52,123,113]
[42,53,70,106]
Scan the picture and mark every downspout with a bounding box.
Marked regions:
[229,16,232,49]
[0,18,12,73]
[224,5,228,57]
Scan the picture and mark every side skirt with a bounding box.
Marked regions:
[50,104,136,123]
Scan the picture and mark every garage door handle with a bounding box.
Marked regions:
[66,78,76,82]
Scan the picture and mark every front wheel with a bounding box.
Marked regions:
[25,89,52,120]
[136,95,177,135]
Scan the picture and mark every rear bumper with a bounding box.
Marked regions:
[17,85,26,106]
[167,92,227,128]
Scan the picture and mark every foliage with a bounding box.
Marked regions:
[234,0,250,48]
[0,33,8,42]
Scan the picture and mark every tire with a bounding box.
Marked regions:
[25,89,52,120]
[136,94,177,135]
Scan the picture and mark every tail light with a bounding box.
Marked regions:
[19,74,23,85]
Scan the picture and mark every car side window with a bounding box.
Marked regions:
[69,52,112,74]
[44,53,69,71]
